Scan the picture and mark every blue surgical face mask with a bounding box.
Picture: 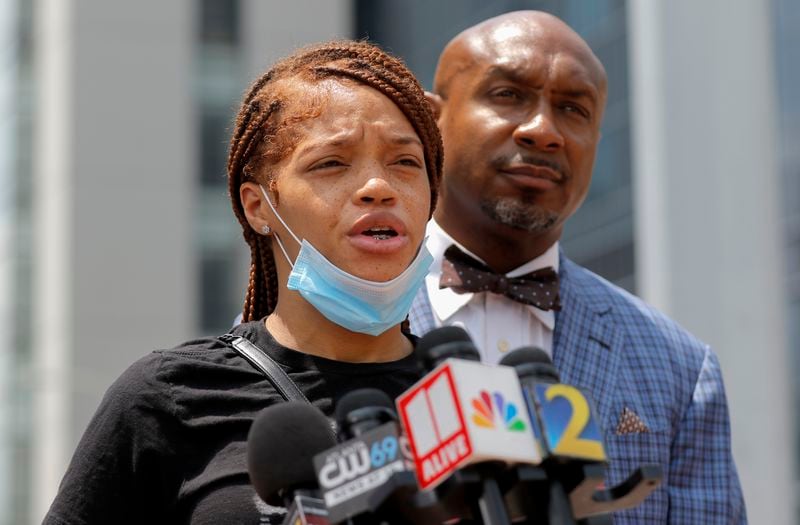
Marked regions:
[259,185,432,336]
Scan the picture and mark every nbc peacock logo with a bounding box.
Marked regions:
[470,390,526,432]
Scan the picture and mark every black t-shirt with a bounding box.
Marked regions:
[44,320,421,525]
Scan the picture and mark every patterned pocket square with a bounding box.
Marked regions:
[615,407,649,435]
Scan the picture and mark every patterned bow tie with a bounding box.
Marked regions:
[439,244,561,311]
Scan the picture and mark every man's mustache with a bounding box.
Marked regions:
[490,154,567,179]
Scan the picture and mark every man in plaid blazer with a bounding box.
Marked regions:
[409,11,746,523]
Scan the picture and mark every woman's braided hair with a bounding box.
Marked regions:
[227,40,443,323]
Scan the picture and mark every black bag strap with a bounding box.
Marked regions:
[219,333,310,404]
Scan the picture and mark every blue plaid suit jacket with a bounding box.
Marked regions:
[408,253,746,524]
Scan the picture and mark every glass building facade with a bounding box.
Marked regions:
[4,0,35,522]
[196,0,250,335]
[774,0,800,508]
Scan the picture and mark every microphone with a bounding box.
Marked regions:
[334,388,398,440]
[415,325,480,370]
[500,347,605,463]
[397,327,541,524]
[247,401,336,523]
[314,388,440,524]
[499,347,603,524]
[500,347,662,523]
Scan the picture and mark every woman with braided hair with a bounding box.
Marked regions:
[44,41,442,524]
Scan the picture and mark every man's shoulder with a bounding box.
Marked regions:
[562,259,743,523]
[560,257,709,364]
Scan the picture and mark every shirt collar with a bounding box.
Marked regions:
[424,219,559,329]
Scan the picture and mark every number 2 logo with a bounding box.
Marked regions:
[539,384,606,461]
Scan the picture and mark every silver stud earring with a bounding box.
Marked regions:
[261,225,271,235]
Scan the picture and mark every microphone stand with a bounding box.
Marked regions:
[477,477,511,525]
[547,478,576,525]
[455,463,512,525]
[504,464,577,525]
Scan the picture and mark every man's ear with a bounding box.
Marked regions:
[425,91,443,121]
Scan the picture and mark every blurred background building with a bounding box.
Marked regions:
[0,0,796,523]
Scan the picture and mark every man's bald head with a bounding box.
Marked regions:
[429,11,609,271]
[434,11,606,100]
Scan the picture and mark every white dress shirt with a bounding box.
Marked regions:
[423,220,559,364]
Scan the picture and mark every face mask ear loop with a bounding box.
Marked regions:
[259,184,302,268]
[259,185,302,246]
[272,233,295,269]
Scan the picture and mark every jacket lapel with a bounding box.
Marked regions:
[552,255,624,433]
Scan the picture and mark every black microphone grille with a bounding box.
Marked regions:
[335,388,397,440]
[417,326,472,354]
[500,346,551,366]
[500,346,561,382]
[247,401,336,505]
[335,388,394,422]
[416,326,480,370]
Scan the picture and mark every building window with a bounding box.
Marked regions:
[195,0,248,333]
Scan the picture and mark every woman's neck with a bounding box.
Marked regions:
[265,290,413,363]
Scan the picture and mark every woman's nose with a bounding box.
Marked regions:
[354,170,398,205]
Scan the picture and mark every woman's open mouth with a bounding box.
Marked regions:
[362,226,399,241]
[348,213,409,254]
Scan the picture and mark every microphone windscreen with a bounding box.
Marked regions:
[247,401,336,504]
[416,326,480,370]
[334,388,394,423]
[335,388,397,439]
[416,326,472,355]
[499,346,551,366]
[500,346,561,382]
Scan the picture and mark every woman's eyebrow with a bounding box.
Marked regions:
[388,134,423,147]
[296,133,422,159]
[295,136,356,158]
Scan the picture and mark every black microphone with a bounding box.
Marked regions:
[335,388,397,440]
[500,347,662,524]
[315,389,444,524]
[415,326,480,371]
[247,401,337,523]
[499,346,559,383]
[499,347,585,524]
